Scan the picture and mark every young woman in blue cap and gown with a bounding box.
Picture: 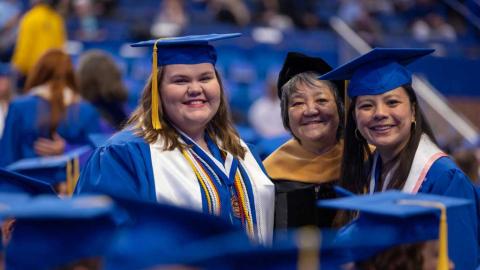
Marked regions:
[75,33,275,244]
[320,48,480,269]
[0,49,100,167]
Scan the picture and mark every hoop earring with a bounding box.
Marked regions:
[411,120,416,130]
[355,128,362,140]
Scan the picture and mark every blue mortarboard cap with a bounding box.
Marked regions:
[318,191,470,266]
[130,33,241,130]
[103,198,244,270]
[104,196,244,270]
[177,228,347,270]
[130,33,241,66]
[2,195,123,270]
[319,48,435,97]
[6,145,91,188]
[0,168,56,195]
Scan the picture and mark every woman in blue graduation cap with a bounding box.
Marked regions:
[263,52,345,230]
[75,33,275,244]
[320,48,480,269]
[0,49,101,167]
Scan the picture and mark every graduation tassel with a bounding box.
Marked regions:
[397,200,449,270]
[151,39,162,130]
[437,205,449,270]
[296,226,320,270]
[66,160,72,196]
[71,156,80,195]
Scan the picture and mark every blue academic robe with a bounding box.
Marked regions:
[419,156,480,270]
[75,129,268,202]
[74,129,157,201]
[0,95,101,167]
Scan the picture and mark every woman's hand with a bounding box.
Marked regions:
[34,133,66,156]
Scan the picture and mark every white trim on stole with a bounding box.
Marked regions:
[149,138,275,244]
[369,134,446,194]
[402,134,447,193]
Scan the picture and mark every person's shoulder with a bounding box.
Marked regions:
[424,156,472,189]
[105,128,147,147]
[430,156,461,174]
[263,139,295,168]
[74,100,99,113]
[9,95,39,108]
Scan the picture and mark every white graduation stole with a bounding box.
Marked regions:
[369,134,447,194]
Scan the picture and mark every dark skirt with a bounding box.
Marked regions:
[274,180,338,230]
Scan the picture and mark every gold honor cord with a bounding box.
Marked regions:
[151,39,162,130]
[396,199,449,270]
[296,226,321,270]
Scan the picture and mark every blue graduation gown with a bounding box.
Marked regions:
[74,129,157,201]
[75,129,269,201]
[419,156,480,270]
[0,95,101,167]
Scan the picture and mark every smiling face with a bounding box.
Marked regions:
[287,80,339,151]
[354,87,415,158]
[160,63,221,138]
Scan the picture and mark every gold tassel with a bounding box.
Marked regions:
[69,156,80,196]
[397,199,449,270]
[296,226,321,270]
[437,205,449,270]
[66,160,72,196]
[151,39,162,130]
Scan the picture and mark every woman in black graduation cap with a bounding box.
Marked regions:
[263,52,345,229]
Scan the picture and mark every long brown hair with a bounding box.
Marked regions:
[336,85,436,225]
[24,49,77,135]
[127,67,246,159]
[77,50,128,103]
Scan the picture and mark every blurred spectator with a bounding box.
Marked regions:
[151,0,188,37]
[0,49,100,167]
[0,0,22,62]
[255,0,294,30]
[71,0,105,41]
[76,50,128,132]
[248,72,287,139]
[255,0,321,29]
[11,0,66,86]
[411,13,457,42]
[452,149,480,185]
[0,62,15,138]
[338,0,383,45]
[208,0,251,27]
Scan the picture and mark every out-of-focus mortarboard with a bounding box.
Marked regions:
[0,168,56,195]
[6,145,91,193]
[318,190,471,269]
[2,195,123,270]
[104,196,244,270]
[130,33,241,130]
[319,48,435,98]
[277,52,345,99]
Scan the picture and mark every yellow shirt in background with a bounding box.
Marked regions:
[11,4,66,75]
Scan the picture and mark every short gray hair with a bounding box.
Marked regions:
[280,71,344,141]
